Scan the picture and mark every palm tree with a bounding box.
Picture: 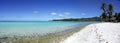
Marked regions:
[117,13,120,22]
[108,4,114,22]
[114,13,118,17]
[114,13,118,22]
[101,3,107,13]
[108,4,114,12]
[101,12,107,21]
[100,3,108,21]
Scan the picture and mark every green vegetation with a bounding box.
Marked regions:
[52,17,101,22]
[100,3,120,22]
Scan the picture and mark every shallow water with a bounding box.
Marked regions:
[0,21,94,35]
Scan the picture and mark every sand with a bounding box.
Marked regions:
[60,23,120,43]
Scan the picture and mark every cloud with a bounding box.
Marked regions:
[80,13,86,15]
[58,14,64,17]
[50,12,71,17]
[64,12,71,15]
[33,11,39,14]
[58,12,71,17]
[51,12,57,16]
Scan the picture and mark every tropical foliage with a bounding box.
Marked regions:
[52,17,101,22]
[100,3,120,22]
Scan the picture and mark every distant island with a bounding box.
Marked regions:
[51,17,101,22]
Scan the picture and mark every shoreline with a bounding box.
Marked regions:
[0,24,90,43]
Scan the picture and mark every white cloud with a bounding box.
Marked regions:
[58,14,64,17]
[64,12,71,15]
[33,11,39,14]
[81,13,86,15]
[51,12,71,17]
[51,12,57,16]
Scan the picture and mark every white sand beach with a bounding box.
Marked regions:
[60,23,120,43]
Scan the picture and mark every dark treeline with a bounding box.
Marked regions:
[100,3,120,22]
[52,17,101,22]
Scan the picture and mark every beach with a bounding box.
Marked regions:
[0,0,120,43]
[1,22,120,43]
[60,23,120,43]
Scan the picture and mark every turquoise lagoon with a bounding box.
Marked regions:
[0,21,94,35]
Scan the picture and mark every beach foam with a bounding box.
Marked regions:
[60,23,120,43]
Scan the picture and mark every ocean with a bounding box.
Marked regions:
[0,21,94,35]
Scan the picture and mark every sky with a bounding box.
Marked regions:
[0,0,120,21]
